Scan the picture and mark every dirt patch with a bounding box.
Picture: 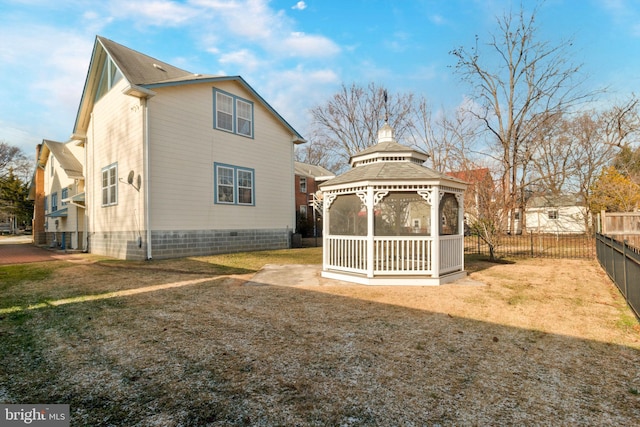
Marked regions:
[1,255,639,425]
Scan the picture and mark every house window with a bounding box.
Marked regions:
[299,177,307,193]
[102,163,118,206]
[95,56,123,102]
[61,188,69,206]
[51,192,58,212]
[215,92,234,132]
[300,205,308,217]
[213,89,254,138]
[214,163,254,206]
[44,195,48,213]
[548,210,558,220]
[236,99,253,137]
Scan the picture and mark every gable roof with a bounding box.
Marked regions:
[38,140,83,179]
[73,36,306,144]
[294,162,335,180]
[528,194,585,208]
[97,36,196,86]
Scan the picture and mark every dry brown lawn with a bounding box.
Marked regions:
[1,249,639,426]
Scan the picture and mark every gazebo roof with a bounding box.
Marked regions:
[321,161,465,187]
[321,123,467,189]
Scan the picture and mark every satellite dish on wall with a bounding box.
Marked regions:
[127,170,135,185]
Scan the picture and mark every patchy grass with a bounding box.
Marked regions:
[0,250,639,425]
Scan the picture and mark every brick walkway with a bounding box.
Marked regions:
[0,236,71,265]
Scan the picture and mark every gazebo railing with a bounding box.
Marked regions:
[325,235,368,274]
[374,236,433,275]
[440,235,464,274]
[326,234,464,277]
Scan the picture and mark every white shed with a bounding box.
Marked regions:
[320,124,468,285]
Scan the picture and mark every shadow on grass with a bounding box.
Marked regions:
[0,270,638,425]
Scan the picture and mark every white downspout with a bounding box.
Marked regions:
[143,97,152,259]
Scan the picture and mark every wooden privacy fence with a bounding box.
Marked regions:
[599,211,640,248]
[595,233,640,320]
[464,231,595,259]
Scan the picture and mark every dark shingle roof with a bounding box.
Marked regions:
[321,161,463,187]
[98,36,196,85]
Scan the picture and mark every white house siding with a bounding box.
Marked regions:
[86,79,147,259]
[43,143,85,250]
[144,81,295,259]
[525,205,588,233]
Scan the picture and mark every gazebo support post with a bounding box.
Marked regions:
[457,193,465,272]
[366,187,375,278]
[431,185,440,278]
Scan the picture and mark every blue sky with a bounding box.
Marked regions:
[1,0,639,158]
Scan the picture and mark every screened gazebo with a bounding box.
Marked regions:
[320,124,468,285]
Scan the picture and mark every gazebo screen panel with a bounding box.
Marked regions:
[328,194,367,236]
[374,192,431,236]
[440,193,459,235]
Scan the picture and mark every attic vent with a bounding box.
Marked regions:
[153,63,166,71]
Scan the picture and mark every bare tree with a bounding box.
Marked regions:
[0,140,29,180]
[309,82,415,171]
[450,4,593,232]
[406,97,481,172]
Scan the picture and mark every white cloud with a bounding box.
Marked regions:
[108,0,198,26]
[192,0,339,60]
[596,0,640,37]
[219,49,262,71]
[0,25,92,151]
[280,32,341,57]
[429,14,445,25]
[255,65,340,135]
[292,1,307,11]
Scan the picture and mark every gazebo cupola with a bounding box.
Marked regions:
[320,123,468,285]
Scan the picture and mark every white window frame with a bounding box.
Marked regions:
[300,205,308,217]
[101,163,118,207]
[213,88,254,138]
[299,176,307,193]
[214,163,255,206]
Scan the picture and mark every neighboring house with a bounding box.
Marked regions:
[31,36,305,260]
[294,162,334,237]
[34,140,85,249]
[525,194,589,233]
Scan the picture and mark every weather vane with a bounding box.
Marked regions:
[383,89,389,123]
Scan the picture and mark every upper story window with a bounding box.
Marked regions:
[214,163,254,206]
[102,163,118,207]
[548,210,558,220]
[299,177,307,193]
[51,192,58,212]
[213,89,254,138]
[95,56,123,102]
[61,187,69,206]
